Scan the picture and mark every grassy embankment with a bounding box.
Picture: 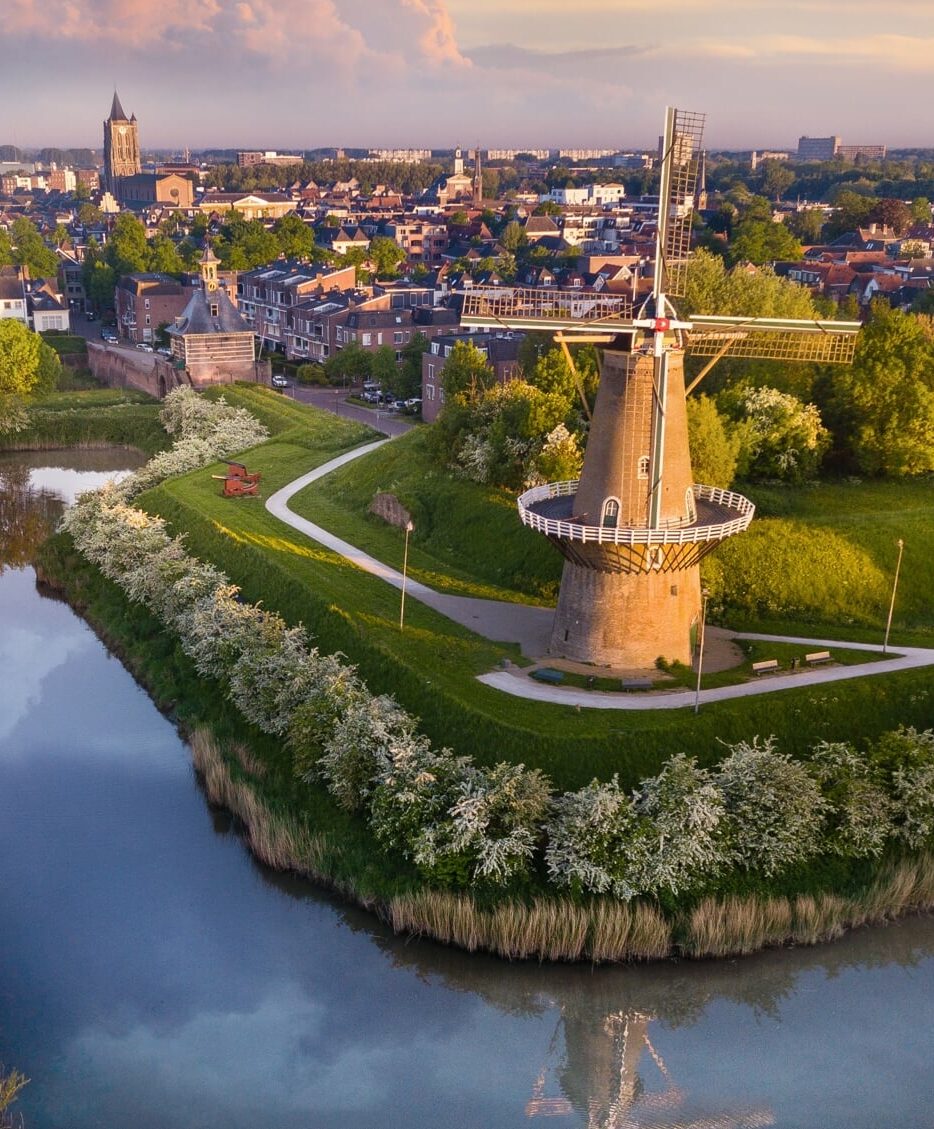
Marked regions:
[29,384,934,960]
[0,388,168,455]
[137,387,934,795]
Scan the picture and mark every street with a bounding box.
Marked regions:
[285,383,416,437]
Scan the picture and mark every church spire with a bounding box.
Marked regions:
[109,89,128,122]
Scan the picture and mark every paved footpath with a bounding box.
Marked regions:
[266,440,934,711]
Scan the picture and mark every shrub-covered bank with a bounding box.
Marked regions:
[29,536,934,960]
[50,387,934,960]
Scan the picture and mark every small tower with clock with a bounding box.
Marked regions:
[103,90,141,194]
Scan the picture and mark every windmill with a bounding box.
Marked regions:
[461,107,860,668]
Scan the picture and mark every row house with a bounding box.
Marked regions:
[372,280,436,309]
[237,262,356,349]
[27,278,70,332]
[421,331,523,423]
[115,273,191,344]
[319,225,370,255]
[284,292,458,366]
[0,266,27,323]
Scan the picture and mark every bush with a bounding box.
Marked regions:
[631,754,729,894]
[716,737,828,876]
[297,363,328,386]
[545,776,653,900]
[809,741,894,858]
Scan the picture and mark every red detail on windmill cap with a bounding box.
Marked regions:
[654,317,670,331]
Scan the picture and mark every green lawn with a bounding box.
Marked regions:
[139,390,934,793]
[290,426,560,603]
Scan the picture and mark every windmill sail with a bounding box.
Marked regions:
[655,108,706,300]
[686,314,861,364]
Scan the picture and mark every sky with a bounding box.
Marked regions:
[5,0,934,151]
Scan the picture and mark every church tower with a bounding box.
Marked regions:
[103,90,141,194]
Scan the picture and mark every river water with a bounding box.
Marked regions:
[1,453,932,1129]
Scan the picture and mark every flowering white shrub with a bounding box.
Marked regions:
[731,385,830,483]
[227,624,321,736]
[316,691,420,813]
[809,741,895,858]
[369,739,473,880]
[631,754,729,894]
[716,737,828,876]
[442,761,552,883]
[892,764,934,850]
[544,776,654,899]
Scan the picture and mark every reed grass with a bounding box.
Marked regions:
[190,728,334,875]
[588,900,673,962]
[682,895,794,958]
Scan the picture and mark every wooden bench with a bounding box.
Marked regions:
[621,678,654,691]
[531,667,564,685]
[805,650,832,665]
[752,659,779,675]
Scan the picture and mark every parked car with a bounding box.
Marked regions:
[361,390,380,403]
[157,346,172,357]
[391,400,407,412]
[135,342,154,352]
[362,380,380,393]
[271,373,289,388]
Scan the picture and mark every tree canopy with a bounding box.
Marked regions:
[827,303,934,476]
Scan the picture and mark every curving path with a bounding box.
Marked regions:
[266,439,934,710]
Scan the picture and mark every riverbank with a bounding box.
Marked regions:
[34,530,934,961]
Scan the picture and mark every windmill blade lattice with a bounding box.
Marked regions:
[685,314,861,364]
[655,108,706,300]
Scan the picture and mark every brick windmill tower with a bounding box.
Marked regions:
[462,107,860,668]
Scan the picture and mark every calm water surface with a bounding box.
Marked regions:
[1,454,932,1129]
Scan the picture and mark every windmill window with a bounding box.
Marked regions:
[602,498,620,528]
[685,487,697,523]
[637,455,650,479]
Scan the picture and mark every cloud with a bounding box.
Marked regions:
[402,0,471,66]
[466,42,652,71]
[4,0,468,71]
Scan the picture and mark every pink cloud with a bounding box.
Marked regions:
[401,0,471,66]
[6,0,467,71]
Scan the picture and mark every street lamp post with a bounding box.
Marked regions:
[694,588,711,715]
[399,520,414,631]
[882,538,905,655]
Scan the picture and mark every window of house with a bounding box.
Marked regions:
[361,333,372,346]
[144,298,150,309]
[427,363,434,379]
[426,385,435,400]
[210,303,219,318]
[145,315,151,325]
[637,455,650,479]
[602,498,620,528]
[394,331,404,344]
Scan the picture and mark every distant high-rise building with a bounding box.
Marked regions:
[103,90,141,192]
[796,136,841,161]
[836,144,887,161]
